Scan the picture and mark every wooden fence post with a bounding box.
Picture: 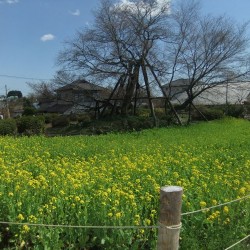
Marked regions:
[157,186,183,250]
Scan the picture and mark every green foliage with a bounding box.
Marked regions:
[51,115,70,127]
[137,108,150,118]
[192,106,224,121]
[0,119,17,135]
[126,116,154,130]
[77,113,92,123]
[226,104,245,118]
[69,113,78,122]
[44,113,59,124]
[22,97,33,108]
[22,107,37,116]
[154,108,166,119]
[7,90,22,98]
[244,104,250,113]
[16,116,45,135]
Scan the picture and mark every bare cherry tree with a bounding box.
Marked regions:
[57,0,172,122]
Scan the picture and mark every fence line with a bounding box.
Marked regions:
[224,234,250,250]
[0,194,248,230]
[0,221,159,229]
[0,221,183,231]
[181,194,250,216]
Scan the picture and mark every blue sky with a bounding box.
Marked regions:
[0,0,250,96]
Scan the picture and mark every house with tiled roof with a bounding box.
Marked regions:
[38,79,110,114]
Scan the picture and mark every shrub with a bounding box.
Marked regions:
[51,115,70,127]
[22,107,37,116]
[69,113,78,122]
[126,116,154,130]
[44,113,59,124]
[0,119,17,135]
[154,108,166,119]
[16,116,45,135]
[226,104,245,118]
[137,108,150,118]
[244,104,250,113]
[192,106,224,121]
[77,113,92,123]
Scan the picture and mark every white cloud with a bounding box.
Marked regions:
[40,34,55,42]
[0,0,19,4]
[70,9,80,16]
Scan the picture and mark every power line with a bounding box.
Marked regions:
[0,74,52,81]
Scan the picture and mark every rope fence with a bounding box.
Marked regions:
[0,191,249,249]
[0,221,159,229]
[224,234,250,250]
[181,194,250,216]
[0,194,248,229]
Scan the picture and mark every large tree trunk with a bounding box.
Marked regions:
[100,74,126,117]
[121,63,140,115]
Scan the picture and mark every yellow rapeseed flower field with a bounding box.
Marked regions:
[0,118,249,249]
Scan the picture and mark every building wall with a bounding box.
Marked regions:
[168,82,250,105]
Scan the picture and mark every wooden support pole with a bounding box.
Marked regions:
[157,186,183,250]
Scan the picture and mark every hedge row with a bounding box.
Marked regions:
[0,104,247,136]
[0,113,93,136]
[0,116,45,136]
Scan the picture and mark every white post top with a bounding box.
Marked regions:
[161,186,183,192]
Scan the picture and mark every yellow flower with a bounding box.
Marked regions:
[223,217,230,225]
[115,212,122,219]
[28,215,37,223]
[212,199,217,205]
[207,211,220,222]
[140,229,144,234]
[144,219,151,225]
[223,206,229,214]
[173,172,179,178]
[134,214,140,225]
[239,187,246,195]
[17,202,22,207]
[22,225,30,233]
[20,240,25,248]
[17,214,25,221]
[200,201,207,208]
[75,196,81,202]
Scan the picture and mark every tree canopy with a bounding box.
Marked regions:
[7,90,23,99]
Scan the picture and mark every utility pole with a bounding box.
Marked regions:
[5,85,10,118]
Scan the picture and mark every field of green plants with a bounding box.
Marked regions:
[0,118,249,249]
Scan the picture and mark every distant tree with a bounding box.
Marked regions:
[26,81,56,101]
[22,96,35,108]
[52,70,78,87]
[22,107,37,116]
[164,0,250,122]
[7,90,23,98]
